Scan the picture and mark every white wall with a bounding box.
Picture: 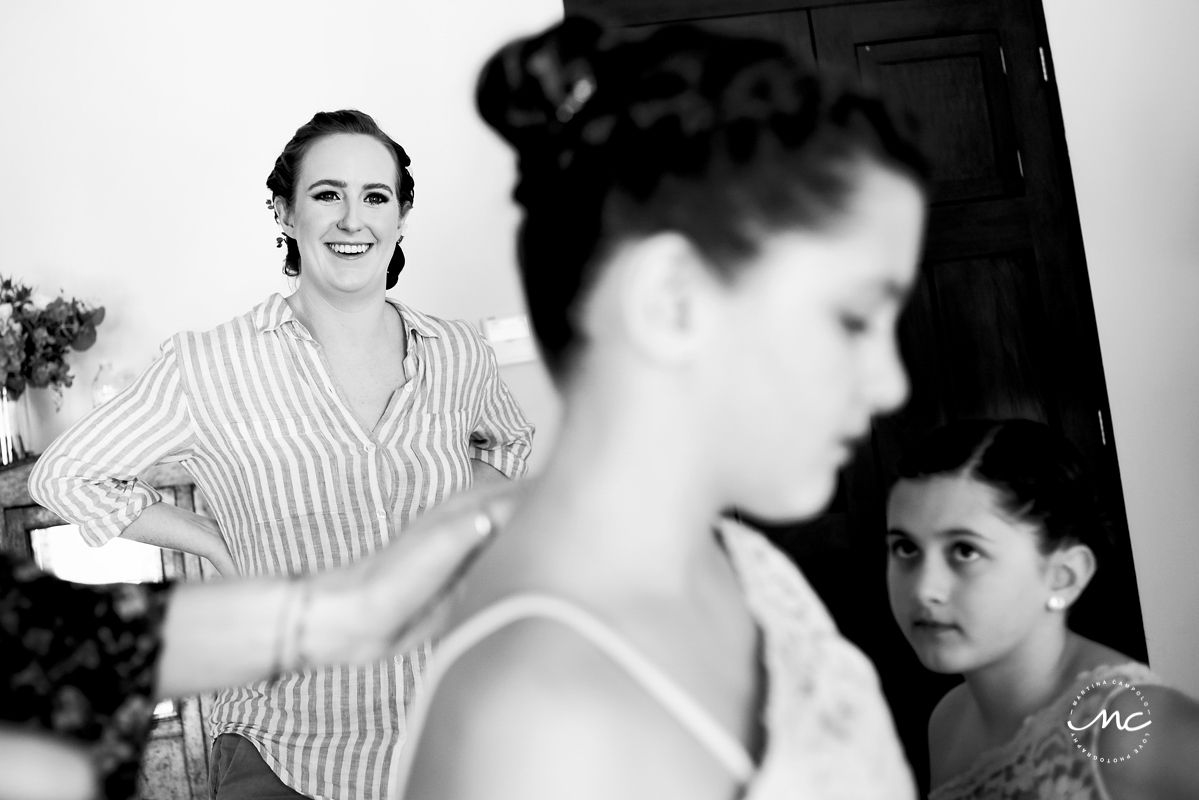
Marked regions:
[0,0,563,472]
[1045,0,1199,695]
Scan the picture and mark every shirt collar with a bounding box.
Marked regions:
[387,297,442,340]
[254,293,441,340]
[254,293,293,333]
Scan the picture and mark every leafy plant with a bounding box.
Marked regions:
[0,276,105,399]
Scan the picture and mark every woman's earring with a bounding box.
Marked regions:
[1047,595,1066,611]
[396,236,404,248]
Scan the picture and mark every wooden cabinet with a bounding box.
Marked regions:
[564,1,1147,791]
[0,459,215,800]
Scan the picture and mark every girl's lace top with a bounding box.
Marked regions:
[720,518,917,799]
[929,661,1160,800]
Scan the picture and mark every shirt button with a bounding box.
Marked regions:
[376,510,387,519]
[364,443,376,453]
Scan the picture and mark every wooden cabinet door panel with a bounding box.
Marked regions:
[856,32,1023,204]
[640,11,815,63]
[597,6,816,64]
[570,0,819,27]
[812,0,1114,467]
[925,251,1055,422]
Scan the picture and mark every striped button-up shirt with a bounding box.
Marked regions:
[29,293,534,800]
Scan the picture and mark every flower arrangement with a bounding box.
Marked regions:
[0,276,105,400]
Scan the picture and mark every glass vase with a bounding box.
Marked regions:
[0,386,31,466]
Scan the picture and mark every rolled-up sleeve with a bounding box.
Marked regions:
[28,339,197,546]
[468,340,534,480]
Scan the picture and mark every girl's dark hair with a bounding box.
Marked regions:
[477,17,930,378]
[266,109,415,290]
[894,419,1113,567]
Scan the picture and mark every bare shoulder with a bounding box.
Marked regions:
[929,681,970,747]
[928,682,973,786]
[403,614,738,800]
[1099,685,1199,800]
[1070,636,1134,672]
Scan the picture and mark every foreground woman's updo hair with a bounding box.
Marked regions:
[477,17,930,377]
[266,109,416,290]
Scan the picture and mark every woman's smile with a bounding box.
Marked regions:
[326,242,374,258]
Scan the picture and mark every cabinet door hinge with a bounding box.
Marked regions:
[1098,409,1108,446]
[1016,149,1025,178]
[1038,46,1049,82]
[999,46,1008,75]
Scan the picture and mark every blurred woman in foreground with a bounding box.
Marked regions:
[396,17,931,800]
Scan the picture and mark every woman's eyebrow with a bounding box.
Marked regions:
[307,178,346,191]
[306,179,395,193]
[885,526,992,541]
[939,527,992,542]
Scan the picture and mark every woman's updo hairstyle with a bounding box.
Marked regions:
[266,109,416,290]
[894,419,1114,569]
[477,17,930,378]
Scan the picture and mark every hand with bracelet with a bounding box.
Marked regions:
[155,481,519,698]
[0,482,519,800]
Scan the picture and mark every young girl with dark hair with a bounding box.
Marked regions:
[395,18,931,800]
[886,418,1199,799]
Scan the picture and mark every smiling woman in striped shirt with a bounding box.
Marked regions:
[29,109,534,800]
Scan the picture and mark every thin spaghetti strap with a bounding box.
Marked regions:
[436,593,757,784]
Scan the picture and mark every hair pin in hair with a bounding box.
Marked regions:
[556,76,596,124]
